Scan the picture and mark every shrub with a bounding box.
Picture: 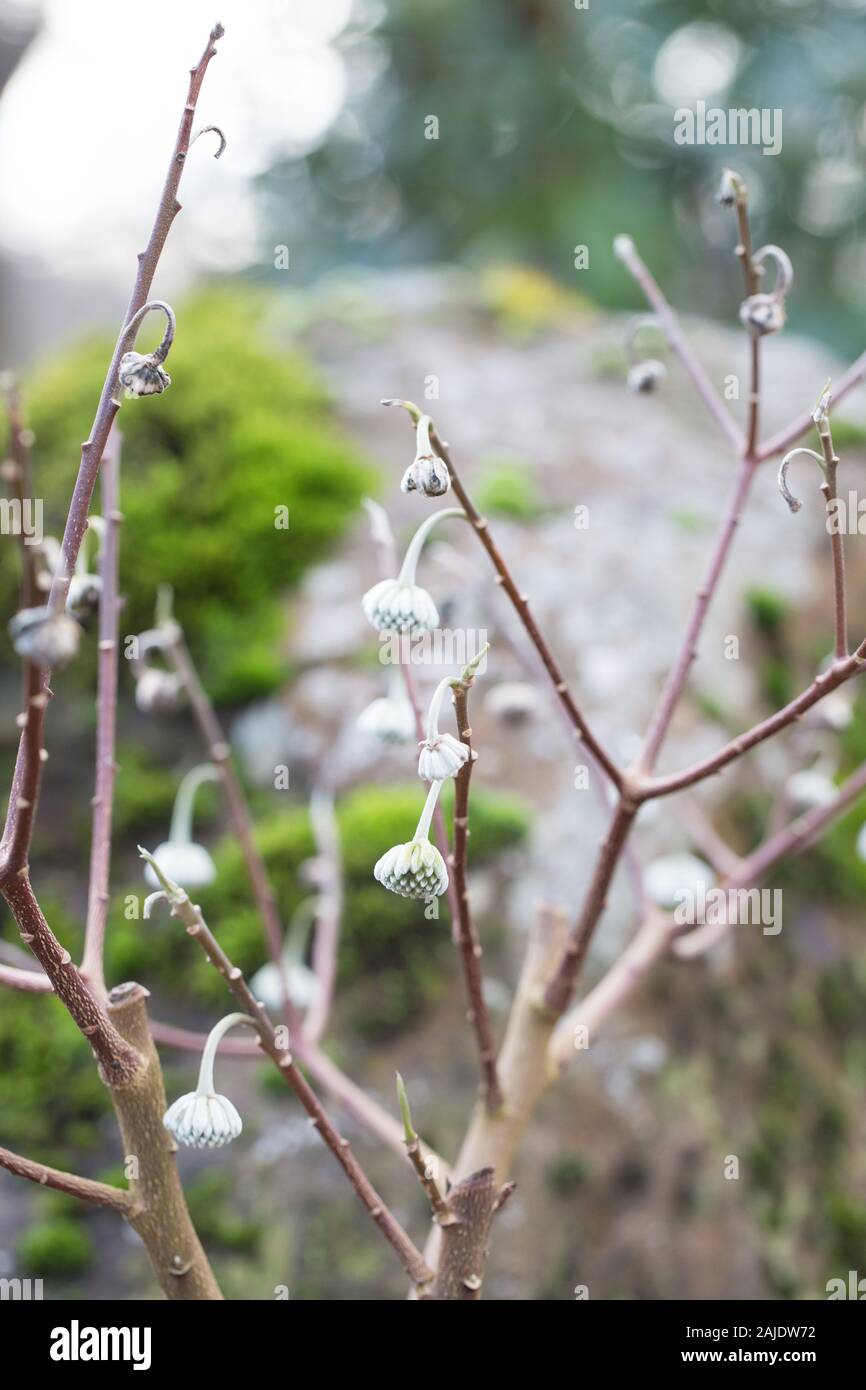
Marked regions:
[18,1218,95,1277]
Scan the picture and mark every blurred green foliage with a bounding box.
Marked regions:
[263,1,866,357]
[106,780,529,1036]
[17,1217,94,1277]
[1,289,373,701]
[474,457,545,520]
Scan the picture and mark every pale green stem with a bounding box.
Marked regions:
[196,1013,259,1095]
[169,763,219,845]
[396,509,465,587]
[425,676,455,743]
[414,779,444,842]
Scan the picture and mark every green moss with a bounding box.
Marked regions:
[3,288,374,702]
[18,1218,94,1277]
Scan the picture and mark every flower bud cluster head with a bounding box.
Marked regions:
[373,778,449,899]
[163,1012,255,1150]
[361,508,463,637]
[627,359,666,395]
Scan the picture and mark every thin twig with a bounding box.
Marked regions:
[815,403,848,660]
[450,678,503,1110]
[303,788,344,1046]
[424,420,622,790]
[81,427,122,995]
[0,22,224,883]
[0,1144,137,1215]
[162,623,303,1038]
[613,235,743,451]
[757,348,866,463]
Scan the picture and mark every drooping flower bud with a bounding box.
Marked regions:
[361,508,463,637]
[357,669,417,744]
[118,300,175,398]
[163,1012,256,1149]
[134,666,184,713]
[627,359,666,394]
[417,675,470,781]
[8,604,81,668]
[66,573,102,623]
[373,779,449,899]
[400,415,451,497]
[143,763,219,890]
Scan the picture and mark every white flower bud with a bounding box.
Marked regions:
[645,853,714,911]
[418,731,470,781]
[144,839,216,890]
[785,769,836,811]
[144,764,218,889]
[485,681,540,726]
[362,577,439,636]
[373,778,448,898]
[374,838,449,899]
[357,676,417,744]
[400,415,451,496]
[627,359,666,394]
[135,667,184,713]
[66,573,102,622]
[8,604,81,668]
[163,1090,242,1149]
[163,1011,254,1149]
[118,352,171,397]
[739,293,785,337]
[716,167,743,208]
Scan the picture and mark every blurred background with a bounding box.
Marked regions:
[1,0,865,1300]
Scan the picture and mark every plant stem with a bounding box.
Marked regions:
[163,624,302,1037]
[0,1144,136,1214]
[429,424,622,790]
[81,427,122,995]
[450,680,503,1110]
[613,235,743,451]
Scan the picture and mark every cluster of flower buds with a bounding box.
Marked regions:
[66,516,106,622]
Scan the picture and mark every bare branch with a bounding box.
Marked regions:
[0,1144,137,1215]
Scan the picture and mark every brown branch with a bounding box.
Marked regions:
[0,1143,136,1215]
[757,348,866,463]
[427,1167,502,1300]
[640,646,865,801]
[143,856,434,1291]
[733,188,761,456]
[815,404,848,660]
[162,622,302,1037]
[0,22,224,882]
[302,788,344,1046]
[543,800,638,1017]
[450,678,503,1111]
[1,378,39,607]
[1,875,140,1087]
[424,421,622,791]
[612,235,744,451]
[81,428,122,995]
